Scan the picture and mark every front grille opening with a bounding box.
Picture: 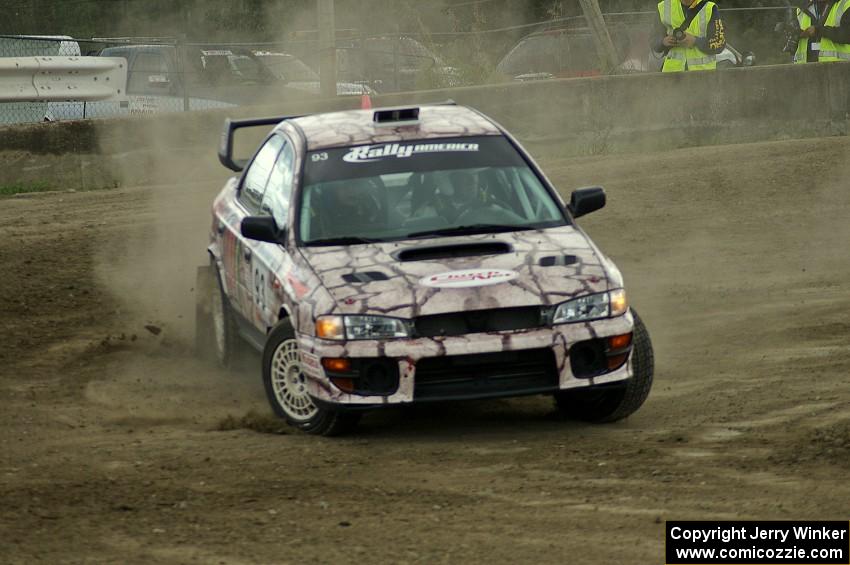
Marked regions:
[325,358,400,396]
[569,336,632,379]
[362,361,396,393]
[414,349,558,401]
[414,306,543,337]
[569,340,607,378]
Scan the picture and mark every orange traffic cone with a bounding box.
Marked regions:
[360,94,372,110]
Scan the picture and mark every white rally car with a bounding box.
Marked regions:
[196,103,654,435]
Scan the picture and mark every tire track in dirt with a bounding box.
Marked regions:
[2,136,850,564]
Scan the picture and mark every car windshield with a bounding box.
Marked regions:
[299,136,567,246]
[228,55,269,81]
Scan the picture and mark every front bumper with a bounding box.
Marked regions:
[298,310,635,406]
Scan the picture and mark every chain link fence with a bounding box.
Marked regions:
[0,6,793,125]
[0,34,452,125]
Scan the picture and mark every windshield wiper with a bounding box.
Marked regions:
[405,224,533,239]
[306,236,383,247]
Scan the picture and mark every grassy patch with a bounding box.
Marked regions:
[0,181,53,196]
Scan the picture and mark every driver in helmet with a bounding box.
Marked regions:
[320,179,383,238]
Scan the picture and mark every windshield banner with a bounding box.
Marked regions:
[305,136,525,184]
[343,142,480,163]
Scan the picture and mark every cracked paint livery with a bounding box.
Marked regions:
[209,104,636,406]
[294,105,501,152]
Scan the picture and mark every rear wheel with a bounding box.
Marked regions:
[262,320,360,436]
[554,309,654,423]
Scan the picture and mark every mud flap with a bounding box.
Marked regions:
[194,265,215,360]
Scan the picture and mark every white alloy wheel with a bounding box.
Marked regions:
[270,339,319,422]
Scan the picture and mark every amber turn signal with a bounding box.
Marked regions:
[322,358,352,373]
[607,353,629,371]
[608,333,632,351]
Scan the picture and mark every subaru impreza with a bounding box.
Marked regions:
[196,103,654,435]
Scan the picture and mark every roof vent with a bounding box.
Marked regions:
[374,107,420,125]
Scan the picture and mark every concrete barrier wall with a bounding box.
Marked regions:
[374,62,850,157]
[1,62,848,189]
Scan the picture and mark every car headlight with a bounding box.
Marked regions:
[551,289,628,324]
[316,315,411,340]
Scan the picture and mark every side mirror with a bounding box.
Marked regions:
[568,187,606,219]
[241,216,284,244]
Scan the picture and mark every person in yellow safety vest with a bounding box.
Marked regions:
[792,0,831,62]
[792,0,850,63]
[652,0,727,71]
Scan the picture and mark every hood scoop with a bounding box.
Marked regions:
[539,254,580,267]
[341,271,391,284]
[395,241,513,263]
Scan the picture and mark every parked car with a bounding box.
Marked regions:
[196,103,655,436]
[496,26,754,81]
[44,45,235,120]
[493,26,650,81]
[43,45,374,122]
[291,35,459,93]
[252,51,375,96]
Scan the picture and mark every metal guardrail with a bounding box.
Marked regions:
[0,57,127,102]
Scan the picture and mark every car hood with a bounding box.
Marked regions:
[299,226,620,318]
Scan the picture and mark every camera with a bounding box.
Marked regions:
[673,29,686,41]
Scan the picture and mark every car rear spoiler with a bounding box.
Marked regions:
[218,115,300,172]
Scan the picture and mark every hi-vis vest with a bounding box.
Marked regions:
[794,7,815,63]
[820,0,850,61]
[657,0,718,71]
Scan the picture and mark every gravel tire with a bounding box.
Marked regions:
[262,319,360,436]
[554,309,654,423]
[195,263,239,368]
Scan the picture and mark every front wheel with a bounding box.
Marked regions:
[554,309,654,423]
[262,320,360,436]
[195,264,239,368]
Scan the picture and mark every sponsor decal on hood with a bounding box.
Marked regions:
[419,269,519,289]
